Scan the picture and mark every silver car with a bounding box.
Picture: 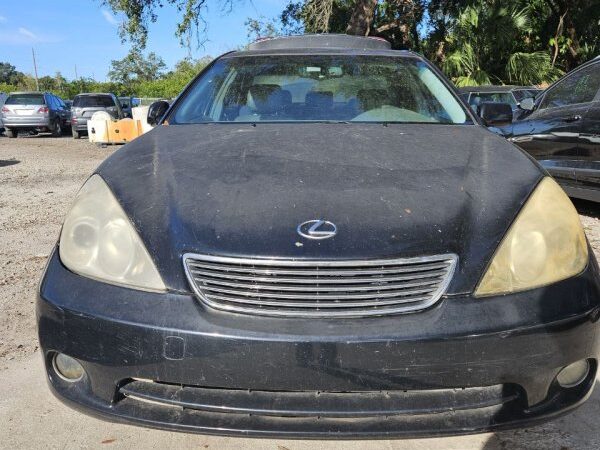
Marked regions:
[71,93,123,139]
[1,91,70,138]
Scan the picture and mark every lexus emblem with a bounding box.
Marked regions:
[297,220,337,240]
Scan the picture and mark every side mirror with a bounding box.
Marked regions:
[147,101,169,126]
[519,97,535,111]
[121,103,128,109]
[477,102,513,127]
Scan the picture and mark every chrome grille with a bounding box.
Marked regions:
[183,253,457,318]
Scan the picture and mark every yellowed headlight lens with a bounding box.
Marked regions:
[475,177,588,296]
[59,175,166,292]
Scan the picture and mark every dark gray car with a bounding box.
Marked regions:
[70,93,124,139]
[1,92,70,138]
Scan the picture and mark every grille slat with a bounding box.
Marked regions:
[187,261,452,276]
[199,277,443,292]
[189,269,447,284]
[203,293,434,308]
[200,285,438,300]
[184,253,457,318]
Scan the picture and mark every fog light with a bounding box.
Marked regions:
[556,360,590,388]
[52,353,85,382]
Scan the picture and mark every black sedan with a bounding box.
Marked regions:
[503,56,600,202]
[38,35,599,438]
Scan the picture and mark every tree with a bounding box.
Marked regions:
[108,49,167,92]
[441,1,563,86]
[346,0,378,35]
[103,0,240,49]
[0,62,25,85]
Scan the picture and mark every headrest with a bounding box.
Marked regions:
[248,84,285,114]
[306,91,333,109]
[357,89,390,111]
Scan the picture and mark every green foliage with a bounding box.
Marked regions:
[244,0,599,87]
[0,56,211,99]
[136,57,212,97]
[108,49,167,93]
[0,62,24,85]
[441,1,564,86]
[103,0,238,49]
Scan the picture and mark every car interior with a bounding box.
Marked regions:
[173,57,467,124]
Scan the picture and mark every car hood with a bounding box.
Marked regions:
[97,123,543,294]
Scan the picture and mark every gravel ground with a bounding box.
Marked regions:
[1,134,599,449]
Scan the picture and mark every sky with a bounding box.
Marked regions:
[0,0,288,81]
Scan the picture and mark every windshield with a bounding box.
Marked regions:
[73,95,115,108]
[6,94,45,105]
[171,55,468,124]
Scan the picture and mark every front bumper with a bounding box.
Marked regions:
[38,249,600,438]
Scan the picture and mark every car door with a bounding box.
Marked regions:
[45,94,58,122]
[573,63,600,194]
[509,62,600,186]
[56,97,70,125]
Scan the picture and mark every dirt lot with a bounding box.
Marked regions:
[1,135,600,449]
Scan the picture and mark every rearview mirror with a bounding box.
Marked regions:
[519,97,535,111]
[477,102,513,127]
[147,101,169,126]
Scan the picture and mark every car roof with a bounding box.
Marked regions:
[249,34,392,51]
[75,93,114,96]
[9,91,47,95]
[225,34,417,58]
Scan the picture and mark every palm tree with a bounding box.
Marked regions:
[442,1,563,87]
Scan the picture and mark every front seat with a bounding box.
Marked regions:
[236,84,287,121]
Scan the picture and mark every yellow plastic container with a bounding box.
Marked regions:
[88,113,143,145]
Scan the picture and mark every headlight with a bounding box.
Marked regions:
[59,175,166,291]
[475,177,588,296]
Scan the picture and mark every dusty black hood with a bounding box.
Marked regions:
[97,123,543,294]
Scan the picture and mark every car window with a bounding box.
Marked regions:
[468,92,516,107]
[512,90,535,102]
[73,95,116,108]
[172,55,468,124]
[539,63,600,109]
[5,94,45,105]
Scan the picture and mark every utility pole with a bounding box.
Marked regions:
[74,64,78,80]
[32,48,40,91]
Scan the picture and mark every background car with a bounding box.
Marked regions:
[70,93,124,139]
[118,96,138,118]
[0,91,70,138]
[0,92,7,135]
[503,56,600,202]
[459,85,542,118]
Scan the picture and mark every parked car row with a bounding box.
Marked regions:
[0,92,71,138]
[467,56,600,202]
[0,92,139,138]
